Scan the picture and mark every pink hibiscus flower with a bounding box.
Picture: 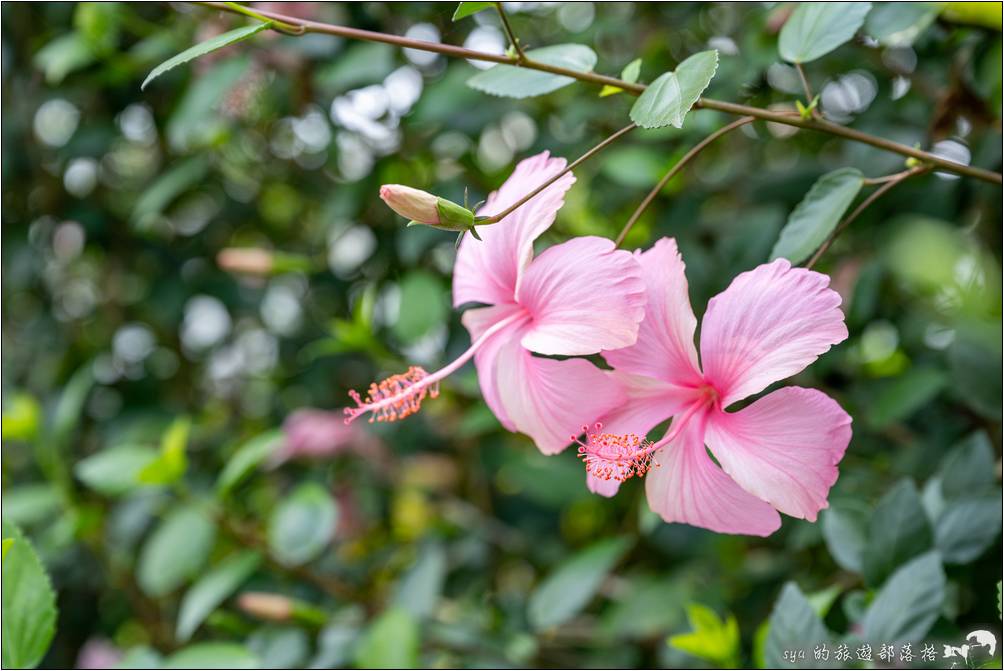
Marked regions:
[346,152,647,454]
[579,237,851,536]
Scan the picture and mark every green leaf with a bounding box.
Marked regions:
[131,157,211,224]
[861,551,945,642]
[764,583,832,668]
[33,33,96,85]
[216,430,284,496]
[934,497,1002,564]
[267,483,337,567]
[939,431,997,499]
[862,480,933,586]
[528,537,631,630]
[74,445,159,496]
[138,505,217,597]
[52,364,95,451]
[138,417,190,485]
[1,523,57,669]
[668,603,740,666]
[452,2,495,21]
[467,44,597,99]
[248,626,309,669]
[176,551,261,641]
[142,22,272,90]
[948,322,1003,420]
[354,608,420,669]
[779,2,873,63]
[629,50,718,129]
[821,501,870,573]
[1,484,62,528]
[599,58,642,97]
[867,366,947,428]
[392,271,448,344]
[163,642,259,669]
[866,2,941,47]
[770,168,864,264]
[392,541,447,619]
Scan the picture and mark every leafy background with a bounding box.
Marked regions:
[1,2,1002,668]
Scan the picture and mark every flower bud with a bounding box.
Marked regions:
[380,184,440,224]
[217,248,274,275]
[237,592,293,621]
[379,184,476,232]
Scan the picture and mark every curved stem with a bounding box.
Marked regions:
[193,1,1002,185]
[615,116,755,247]
[795,63,814,103]
[483,123,636,224]
[806,166,930,269]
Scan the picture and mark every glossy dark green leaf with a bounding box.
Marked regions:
[779,2,873,63]
[934,497,1002,564]
[861,551,945,642]
[528,537,631,630]
[1,523,57,669]
[467,44,597,99]
[770,168,863,264]
[267,483,337,566]
[629,50,718,129]
[142,22,271,90]
[939,431,997,499]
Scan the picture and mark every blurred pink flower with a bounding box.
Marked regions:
[76,638,121,669]
[581,238,851,536]
[275,408,383,465]
[346,152,647,455]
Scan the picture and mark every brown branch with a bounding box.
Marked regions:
[614,116,755,246]
[192,1,1003,186]
[806,166,930,269]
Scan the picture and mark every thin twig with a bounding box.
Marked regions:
[495,2,525,61]
[482,123,636,224]
[192,1,1003,185]
[806,166,930,269]
[795,62,814,103]
[614,116,755,246]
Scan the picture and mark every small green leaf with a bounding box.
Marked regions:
[138,417,190,485]
[268,482,338,567]
[392,271,448,344]
[868,366,947,427]
[176,551,261,641]
[1,393,42,442]
[132,157,211,224]
[452,2,495,21]
[138,505,217,597]
[142,22,272,90]
[392,541,447,619]
[668,603,740,666]
[1,523,57,669]
[75,445,159,496]
[216,430,284,496]
[866,2,941,47]
[528,537,631,630]
[770,168,864,264]
[939,432,996,499]
[862,479,933,587]
[599,58,642,97]
[629,50,718,129]
[354,608,420,669]
[861,551,945,642]
[33,33,96,85]
[764,583,831,668]
[164,642,258,669]
[1,484,62,527]
[779,2,873,64]
[467,44,597,99]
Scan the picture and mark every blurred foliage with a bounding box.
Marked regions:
[1,2,1002,668]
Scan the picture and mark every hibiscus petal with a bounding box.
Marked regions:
[587,473,622,497]
[453,152,575,308]
[595,371,693,437]
[645,415,781,536]
[517,236,646,356]
[603,237,703,387]
[461,303,530,431]
[495,340,625,455]
[699,258,848,406]
[704,386,851,521]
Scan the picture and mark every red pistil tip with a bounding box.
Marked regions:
[343,366,439,424]
[574,422,654,482]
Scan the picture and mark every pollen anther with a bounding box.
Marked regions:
[344,366,440,424]
[574,422,655,482]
